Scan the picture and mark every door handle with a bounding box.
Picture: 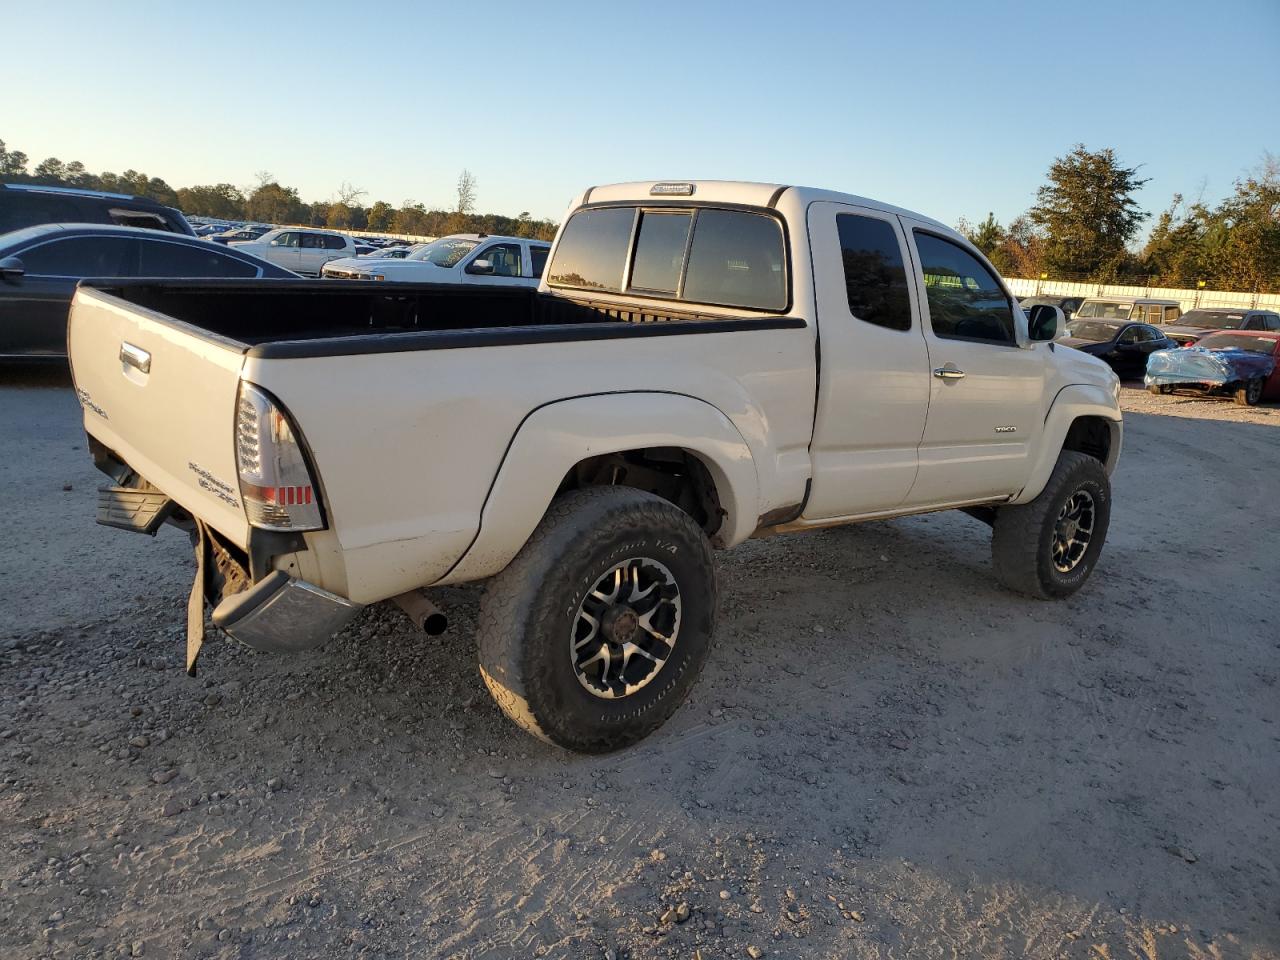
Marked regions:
[933,366,965,380]
[120,341,151,374]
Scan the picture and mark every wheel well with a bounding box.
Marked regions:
[557,448,725,539]
[1062,416,1111,466]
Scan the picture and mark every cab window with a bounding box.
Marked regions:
[912,232,1016,345]
[529,245,550,278]
[836,213,911,331]
[479,243,523,277]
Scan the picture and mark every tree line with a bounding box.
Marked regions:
[0,138,558,241]
[958,145,1280,293]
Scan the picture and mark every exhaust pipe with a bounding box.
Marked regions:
[392,589,448,636]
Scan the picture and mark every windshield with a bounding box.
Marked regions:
[1177,309,1247,329]
[1065,320,1123,342]
[1196,332,1275,354]
[1075,300,1132,319]
[407,237,479,267]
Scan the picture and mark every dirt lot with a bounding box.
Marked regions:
[1,365,1277,960]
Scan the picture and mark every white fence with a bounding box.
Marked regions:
[1006,277,1280,313]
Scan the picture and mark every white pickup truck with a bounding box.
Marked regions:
[320,233,550,286]
[68,180,1122,753]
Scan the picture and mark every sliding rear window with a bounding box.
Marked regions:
[548,205,787,311]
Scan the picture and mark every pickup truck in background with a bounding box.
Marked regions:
[320,232,550,286]
[68,180,1123,752]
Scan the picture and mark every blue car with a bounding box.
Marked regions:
[1145,335,1279,406]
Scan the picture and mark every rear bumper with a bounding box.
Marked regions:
[211,570,361,653]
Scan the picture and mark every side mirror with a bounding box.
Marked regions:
[466,258,494,275]
[1027,304,1064,343]
[0,256,24,285]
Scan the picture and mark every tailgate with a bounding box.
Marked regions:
[69,287,251,548]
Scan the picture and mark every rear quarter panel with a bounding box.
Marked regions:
[244,323,816,604]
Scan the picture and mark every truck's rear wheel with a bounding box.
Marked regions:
[991,450,1111,600]
[477,487,716,753]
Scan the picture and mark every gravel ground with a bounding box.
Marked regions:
[1,364,1277,960]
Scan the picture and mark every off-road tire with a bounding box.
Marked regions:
[991,450,1111,600]
[476,487,717,753]
[1147,384,1164,396]
[1234,378,1263,406]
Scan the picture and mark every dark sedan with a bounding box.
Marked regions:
[1059,319,1176,378]
[0,224,297,358]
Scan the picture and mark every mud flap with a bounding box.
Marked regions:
[186,520,212,676]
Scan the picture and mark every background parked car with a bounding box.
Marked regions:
[360,245,413,258]
[210,224,271,245]
[0,223,296,357]
[1145,331,1280,405]
[1059,318,1176,378]
[230,228,356,277]
[321,233,550,285]
[1020,295,1084,320]
[1074,296,1181,325]
[1161,308,1280,346]
[0,183,194,236]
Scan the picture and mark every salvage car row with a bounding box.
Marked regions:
[1049,297,1280,405]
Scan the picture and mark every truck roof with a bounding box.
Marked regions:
[577,180,955,235]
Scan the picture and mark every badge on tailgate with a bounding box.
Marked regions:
[188,462,240,508]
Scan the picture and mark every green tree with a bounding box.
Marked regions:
[1029,145,1149,279]
[1140,194,1208,284]
[33,156,67,184]
[0,140,29,178]
[326,202,353,229]
[988,216,1045,279]
[366,201,394,232]
[962,212,1005,257]
[245,181,306,224]
[175,183,246,220]
[1206,155,1280,290]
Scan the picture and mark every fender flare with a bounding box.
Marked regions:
[1012,383,1122,504]
[435,392,760,585]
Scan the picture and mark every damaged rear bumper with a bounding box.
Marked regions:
[212,570,361,654]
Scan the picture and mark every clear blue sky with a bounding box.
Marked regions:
[2,0,1277,230]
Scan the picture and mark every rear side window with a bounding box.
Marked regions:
[137,240,258,278]
[913,232,1016,345]
[108,208,174,232]
[548,207,635,291]
[529,245,549,278]
[549,205,787,311]
[836,214,911,331]
[1163,305,1180,323]
[682,210,786,310]
[0,192,83,232]
[19,236,135,277]
[323,234,347,250]
[629,211,692,294]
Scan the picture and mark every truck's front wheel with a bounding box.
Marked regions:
[477,487,717,753]
[991,450,1111,599]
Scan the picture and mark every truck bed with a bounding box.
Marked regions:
[81,279,788,360]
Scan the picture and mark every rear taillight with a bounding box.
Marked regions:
[235,383,324,531]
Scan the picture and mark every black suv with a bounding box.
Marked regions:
[0,183,194,236]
